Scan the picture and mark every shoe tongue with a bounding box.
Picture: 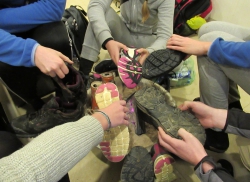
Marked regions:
[43,97,60,109]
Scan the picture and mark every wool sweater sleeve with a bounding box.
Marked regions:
[208,38,250,68]
[0,0,66,67]
[146,0,174,53]
[0,116,104,182]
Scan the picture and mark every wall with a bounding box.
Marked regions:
[210,0,250,27]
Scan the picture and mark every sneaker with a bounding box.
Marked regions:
[134,83,206,144]
[53,64,87,104]
[10,97,84,138]
[95,82,130,162]
[151,143,177,182]
[118,48,142,89]
[142,49,186,79]
[121,146,154,182]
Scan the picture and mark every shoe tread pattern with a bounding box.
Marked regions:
[142,49,184,78]
[134,85,206,145]
[121,146,154,182]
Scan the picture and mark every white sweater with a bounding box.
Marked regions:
[0,116,104,182]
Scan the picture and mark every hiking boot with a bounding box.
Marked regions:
[121,146,154,182]
[134,83,206,145]
[142,49,186,79]
[118,48,142,89]
[151,143,177,182]
[10,97,84,138]
[95,83,130,162]
[53,64,87,104]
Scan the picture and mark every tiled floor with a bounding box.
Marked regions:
[65,1,250,182]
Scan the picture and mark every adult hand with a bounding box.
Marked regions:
[106,40,128,65]
[136,48,149,65]
[34,45,73,78]
[166,34,211,56]
[158,127,207,166]
[93,100,129,130]
[178,101,227,130]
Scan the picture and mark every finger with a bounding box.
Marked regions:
[177,128,193,141]
[119,43,128,51]
[178,101,191,110]
[55,69,66,79]
[158,131,176,154]
[120,100,126,106]
[158,127,177,146]
[60,62,69,75]
[124,113,130,120]
[123,118,129,125]
[60,54,73,64]
[48,71,57,78]
[123,107,129,113]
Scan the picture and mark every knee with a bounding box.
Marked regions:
[198,21,222,38]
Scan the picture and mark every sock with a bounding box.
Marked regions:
[79,58,94,76]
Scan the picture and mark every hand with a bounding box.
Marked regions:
[93,100,129,130]
[106,40,128,65]
[166,34,211,56]
[34,45,73,78]
[136,48,149,65]
[178,101,227,129]
[158,127,207,166]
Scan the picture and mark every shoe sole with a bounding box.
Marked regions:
[121,146,154,182]
[154,154,176,182]
[95,83,130,162]
[142,49,185,79]
[134,83,206,145]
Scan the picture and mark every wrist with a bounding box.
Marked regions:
[203,42,212,55]
[102,38,113,50]
[194,156,216,173]
[92,111,111,130]
[213,109,227,129]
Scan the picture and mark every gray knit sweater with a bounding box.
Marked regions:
[0,116,104,182]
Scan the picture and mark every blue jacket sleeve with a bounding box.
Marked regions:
[0,0,66,67]
[0,0,66,33]
[208,38,250,68]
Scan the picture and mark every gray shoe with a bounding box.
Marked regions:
[134,82,206,145]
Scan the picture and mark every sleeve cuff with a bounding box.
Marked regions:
[31,43,40,66]
[102,38,114,50]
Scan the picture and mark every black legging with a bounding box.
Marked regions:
[0,131,70,182]
[0,21,71,110]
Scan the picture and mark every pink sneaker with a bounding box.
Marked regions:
[151,143,177,182]
[95,83,130,162]
[118,48,142,89]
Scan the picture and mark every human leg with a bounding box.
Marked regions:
[198,21,250,41]
[198,31,245,108]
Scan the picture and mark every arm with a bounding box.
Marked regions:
[87,0,113,46]
[0,0,66,33]
[147,0,175,53]
[158,128,237,182]
[223,108,250,138]
[0,100,129,181]
[208,38,250,68]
